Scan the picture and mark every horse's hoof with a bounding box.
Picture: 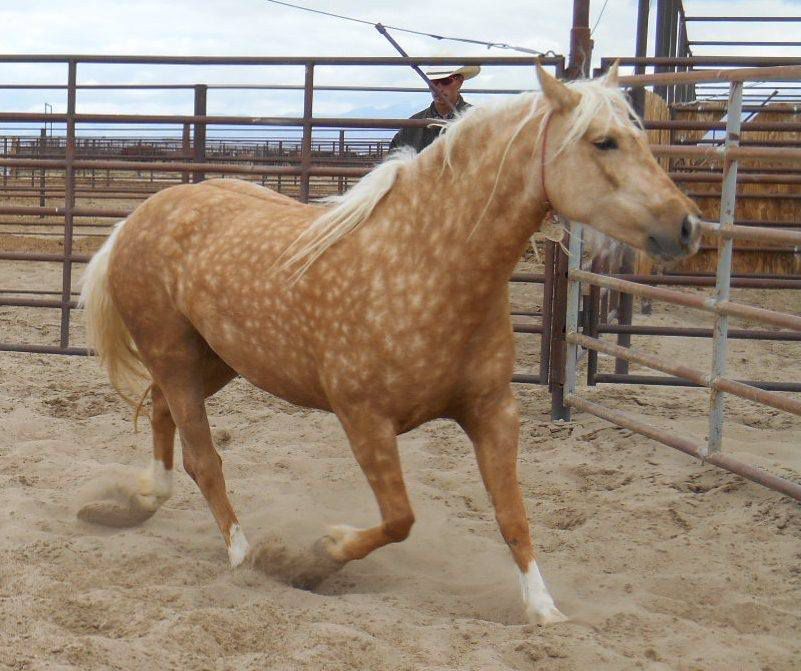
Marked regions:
[314,524,361,563]
[284,537,346,590]
[77,500,156,528]
[526,604,569,626]
[249,535,345,590]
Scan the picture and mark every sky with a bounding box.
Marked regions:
[2,0,801,137]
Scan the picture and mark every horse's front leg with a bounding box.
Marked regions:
[318,409,415,564]
[458,386,567,625]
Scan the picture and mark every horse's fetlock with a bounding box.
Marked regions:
[385,513,415,542]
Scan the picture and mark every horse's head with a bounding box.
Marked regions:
[536,63,700,262]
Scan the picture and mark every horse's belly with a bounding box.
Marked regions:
[190,308,331,411]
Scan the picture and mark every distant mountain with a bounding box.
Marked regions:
[338,100,424,120]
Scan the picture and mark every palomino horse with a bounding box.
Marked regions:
[79,64,700,625]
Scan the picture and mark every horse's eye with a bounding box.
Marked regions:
[593,137,618,151]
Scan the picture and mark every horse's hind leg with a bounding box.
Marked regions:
[77,383,181,529]
[141,356,237,515]
[78,351,238,541]
[148,348,248,566]
[118,384,176,518]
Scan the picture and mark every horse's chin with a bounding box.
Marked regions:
[580,222,693,266]
[644,235,697,263]
[575,222,625,263]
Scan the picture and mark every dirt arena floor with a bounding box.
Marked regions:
[1,232,800,670]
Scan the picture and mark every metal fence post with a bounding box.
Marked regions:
[299,63,314,203]
[277,140,283,193]
[596,60,638,374]
[586,259,601,385]
[551,0,591,419]
[654,0,671,100]
[181,122,191,183]
[614,258,637,374]
[38,128,47,213]
[564,222,584,405]
[338,129,345,194]
[549,244,571,420]
[630,0,651,118]
[192,84,207,183]
[706,81,743,456]
[665,0,680,105]
[677,14,689,102]
[60,60,77,349]
[540,241,555,385]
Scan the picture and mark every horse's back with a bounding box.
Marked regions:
[200,178,306,207]
[110,178,324,305]
[115,178,320,260]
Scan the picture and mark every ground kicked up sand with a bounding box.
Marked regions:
[1,254,800,670]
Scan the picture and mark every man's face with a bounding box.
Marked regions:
[431,74,464,109]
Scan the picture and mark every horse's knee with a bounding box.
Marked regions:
[384,512,415,543]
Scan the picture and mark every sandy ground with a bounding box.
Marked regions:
[1,242,801,670]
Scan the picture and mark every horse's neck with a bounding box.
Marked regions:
[377,103,547,284]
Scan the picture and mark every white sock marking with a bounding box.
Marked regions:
[228,524,250,567]
[518,561,568,625]
[137,458,173,510]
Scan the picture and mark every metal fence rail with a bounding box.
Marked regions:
[562,76,801,501]
[0,54,562,384]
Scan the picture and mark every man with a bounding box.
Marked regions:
[389,62,480,153]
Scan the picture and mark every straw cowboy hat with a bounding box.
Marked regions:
[422,61,481,81]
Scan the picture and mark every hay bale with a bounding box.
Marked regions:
[669,102,801,275]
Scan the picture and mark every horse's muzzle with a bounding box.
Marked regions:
[646,214,701,261]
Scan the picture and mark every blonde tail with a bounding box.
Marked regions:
[79,220,151,406]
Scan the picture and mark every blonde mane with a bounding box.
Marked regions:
[282,71,639,278]
[279,146,417,278]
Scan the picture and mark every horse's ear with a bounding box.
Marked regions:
[604,60,620,88]
[536,63,580,112]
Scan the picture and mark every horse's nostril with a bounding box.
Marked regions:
[680,216,695,247]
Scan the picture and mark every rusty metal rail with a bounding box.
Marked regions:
[0,53,559,389]
[570,270,801,332]
[566,395,801,501]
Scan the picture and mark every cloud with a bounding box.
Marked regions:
[2,1,800,129]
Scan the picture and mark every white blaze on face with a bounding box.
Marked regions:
[518,561,568,625]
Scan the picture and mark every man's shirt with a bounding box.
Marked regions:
[389,97,472,154]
